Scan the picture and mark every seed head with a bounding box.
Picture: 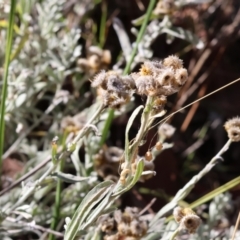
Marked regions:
[163,55,183,70]
[153,95,167,112]
[173,207,201,234]
[145,151,153,161]
[179,214,201,234]
[175,68,188,86]
[133,75,156,96]
[121,75,136,90]
[227,126,240,142]
[224,117,240,142]
[107,74,126,93]
[155,141,163,151]
[156,68,175,86]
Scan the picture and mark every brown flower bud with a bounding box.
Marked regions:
[145,151,153,161]
[155,141,163,151]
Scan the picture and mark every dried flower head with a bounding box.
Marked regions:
[173,207,196,223]
[139,62,153,76]
[153,95,167,113]
[163,55,183,70]
[224,117,240,142]
[226,126,240,142]
[158,123,176,139]
[173,207,201,234]
[179,214,201,234]
[101,217,115,233]
[156,68,175,86]
[175,68,188,86]
[102,207,148,239]
[92,71,135,108]
[133,74,156,96]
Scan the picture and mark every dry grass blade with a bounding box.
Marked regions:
[231,211,240,240]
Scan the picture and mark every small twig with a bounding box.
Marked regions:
[231,211,240,240]
[138,198,156,216]
[5,217,63,238]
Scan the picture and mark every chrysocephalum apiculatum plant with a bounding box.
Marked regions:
[63,55,189,240]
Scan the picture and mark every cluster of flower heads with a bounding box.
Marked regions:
[91,55,188,109]
[100,207,148,240]
[224,117,240,142]
[132,56,188,97]
[173,207,201,234]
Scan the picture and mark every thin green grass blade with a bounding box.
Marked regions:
[189,176,240,209]
[165,176,240,223]
[0,0,17,181]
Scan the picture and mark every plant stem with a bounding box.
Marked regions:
[123,0,156,75]
[129,96,154,152]
[0,0,16,185]
[99,108,114,147]
[170,228,179,240]
[49,133,68,240]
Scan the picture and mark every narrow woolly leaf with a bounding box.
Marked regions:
[82,185,114,230]
[64,181,113,240]
[51,172,92,183]
[125,105,144,161]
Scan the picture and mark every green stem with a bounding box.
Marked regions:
[49,133,68,240]
[0,0,16,186]
[99,108,114,147]
[170,228,179,240]
[123,0,156,75]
